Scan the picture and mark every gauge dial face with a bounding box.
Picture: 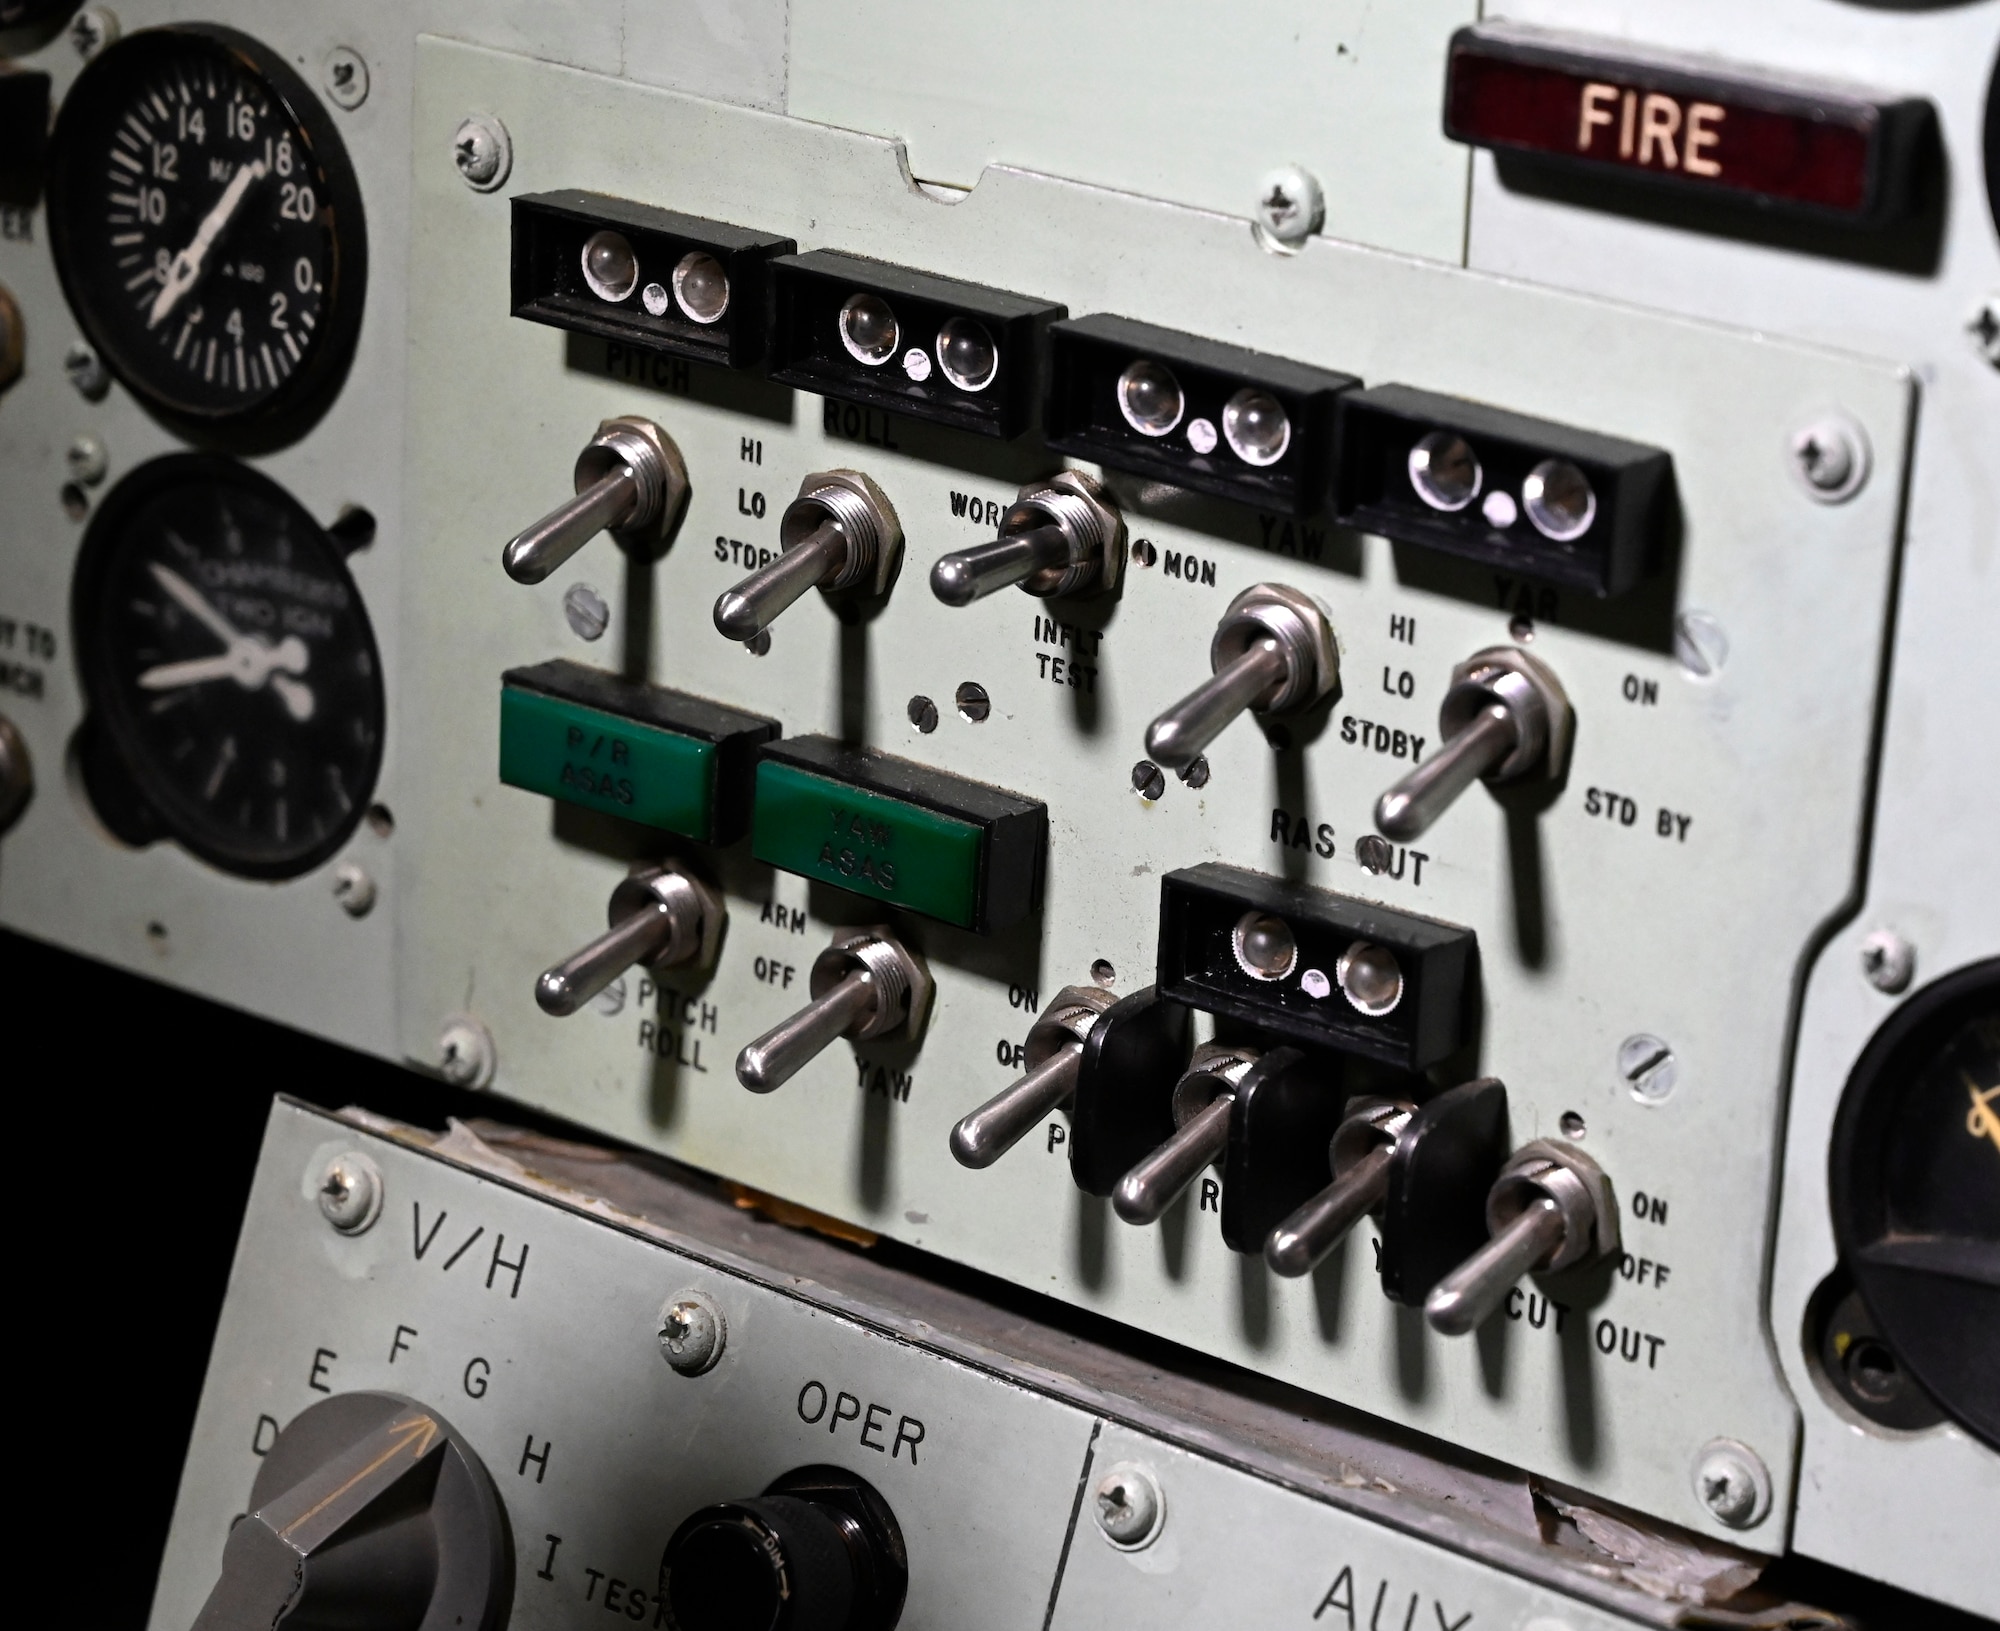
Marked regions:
[46,24,365,437]
[74,456,384,879]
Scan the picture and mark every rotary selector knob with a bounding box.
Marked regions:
[661,1466,907,1631]
[189,1391,508,1631]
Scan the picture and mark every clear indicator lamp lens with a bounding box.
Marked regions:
[672,253,730,324]
[1522,458,1597,541]
[839,293,899,366]
[936,316,998,392]
[1223,389,1291,466]
[581,230,639,303]
[1408,431,1482,512]
[1232,911,1299,982]
[1117,358,1184,437]
[1337,941,1404,1016]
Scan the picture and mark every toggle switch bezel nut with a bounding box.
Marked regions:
[809,928,934,1044]
[1170,1042,1262,1127]
[1486,1138,1620,1274]
[1440,645,1573,785]
[576,415,690,558]
[1331,1096,1417,1190]
[1209,583,1340,714]
[610,862,726,975]
[1025,984,1118,1070]
[1004,469,1127,600]
[782,469,904,599]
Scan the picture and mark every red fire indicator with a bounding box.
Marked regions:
[1444,25,1932,225]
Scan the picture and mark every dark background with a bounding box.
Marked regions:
[5,925,1983,1631]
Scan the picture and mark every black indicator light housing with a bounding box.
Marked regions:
[511,190,796,369]
[1046,315,1358,516]
[768,249,1063,439]
[1333,382,1673,598]
[1158,863,1477,1072]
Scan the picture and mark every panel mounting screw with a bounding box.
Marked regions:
[331,861,377,918]
[658,1291,726,1376]
[453,113,512,192]
[323,47,370,111]
[1617,1033,1678,1104]
[1093,1461,1166,1549]
[1252,164,1324,253]
[63,340,110,402]
[1969,293,2000,368]
[563,582,610,642]
[1787,413,1869,503]
[317,1151,384,1234]
[69,8,119,59]
[438,1014,497,1087]
[1692,1439,1771,1529]
[1859,929,1915,994]
[65,434,108,487]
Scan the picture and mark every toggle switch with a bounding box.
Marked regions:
[950,984,1117,1168]
[1425,1138,1619,1335]
[1264,1096,1416,1277]
[737,928,932,1092]
[1144,584,1338,769]
[1374,647,1571,841]
[930,471,1124,607]
[502,415,689,584]
[1113,1042,1260,1224]
[714,471,902,640]
[535,863,723,1017]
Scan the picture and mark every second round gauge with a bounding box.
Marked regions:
[72,455,385,879]
[45,23,366,439]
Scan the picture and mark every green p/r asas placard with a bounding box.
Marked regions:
[499,660,777,843]
[752,738,1046,933]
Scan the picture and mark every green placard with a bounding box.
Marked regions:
[499,685,716,838]
[752,760,984,928]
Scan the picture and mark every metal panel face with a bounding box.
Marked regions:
[153,1103,1711,1631]
[393,37,1915,1545]
[1049,1426,1645,1631]
[786,0,1479,264]
[151,1104,1099,1631]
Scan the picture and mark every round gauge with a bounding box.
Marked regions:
[1829,958,2000,1449]
[45,23,366,442]
[72,455,385,879]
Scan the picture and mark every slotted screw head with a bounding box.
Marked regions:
[1093,1461,1165,1548]
[323,47,369,110]
[318,1151,383,1234]
[1252,164,1324,251]
[1788,413,1869,503]
[1859,929,1915,994]
[438,1014,497,1087]
[658,1291,726,1375]
[453,113,512,191]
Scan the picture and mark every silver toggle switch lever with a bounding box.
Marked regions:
[536,863,723,1017]
[1144,584,1339,770]
[1425,1139,1619,1336]
[737,928,933,1093]
[950,985,1117,1168]
[1112,1043,1261,1225]
[1374,647,1572,842]
[713,471,902,640]
[503,416,690,585]
[931,471,1124,607]
[1264,1097,1416,1277]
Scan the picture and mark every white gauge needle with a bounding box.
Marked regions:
[148,561,243,647]
[138,563,316,721]
[147,158,269,330]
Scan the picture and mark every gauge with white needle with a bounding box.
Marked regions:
[72,455,384,879]
[44,23,366,441]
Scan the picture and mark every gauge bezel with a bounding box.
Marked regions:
[71,453,387,880]
[44,22,368,448]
